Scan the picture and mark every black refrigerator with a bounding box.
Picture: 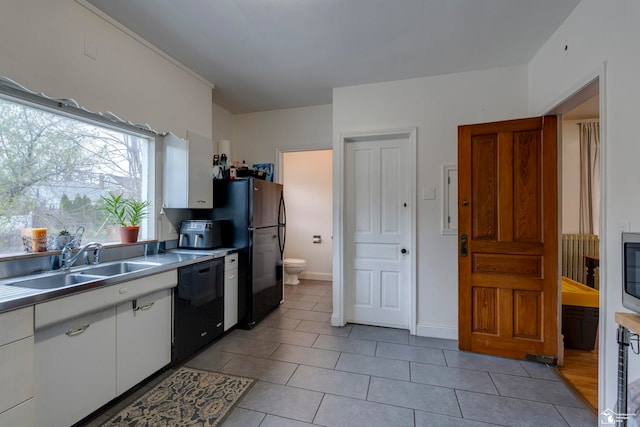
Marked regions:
[213,178,286,329]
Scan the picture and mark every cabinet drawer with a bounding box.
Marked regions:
[0,398,34,427]
[225,253,238,270]
[0,306,33,345]
[0,337,34,414]
[35,270,177,330]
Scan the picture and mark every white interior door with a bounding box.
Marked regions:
[345,134,412,329]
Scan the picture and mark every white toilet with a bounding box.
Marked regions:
[284,258,306,285]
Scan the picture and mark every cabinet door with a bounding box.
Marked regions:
[163,132,213,208]
[0,306,34,423]
[116,289,172,395]
[35,307,116,427]
[186,131,213,208]
[0,337,34,415]
[224,268,238,331]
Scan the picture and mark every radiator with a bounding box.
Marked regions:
[561,234,599,286]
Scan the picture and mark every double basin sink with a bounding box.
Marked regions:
[5,261,162,290]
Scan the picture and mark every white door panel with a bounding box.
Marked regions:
[346,136,411,329]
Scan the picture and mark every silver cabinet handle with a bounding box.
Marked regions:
[66,323,90,337]
[228,274,236,279]
[133,300,155,311]
[138,301,155,311]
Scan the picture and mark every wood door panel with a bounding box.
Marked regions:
[472,254,542,277]
[472,287,497,334]
[471,276,546,292]
[459,115,558,360]
[513,290,542,340]
[471,135,498,240]
[514,130,542,242]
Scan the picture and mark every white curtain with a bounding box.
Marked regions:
[579,121,600,234]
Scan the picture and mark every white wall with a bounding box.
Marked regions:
[528,0,640,412]
[212,103,235,156]
[233,104,333,173]
[333,65,530,338]
[283,150,333,281]
[0,0,212,139]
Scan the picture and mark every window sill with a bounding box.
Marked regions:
[0,240,158,262]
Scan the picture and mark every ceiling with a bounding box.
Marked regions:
[562,95,599,120]
[85,0,581,114]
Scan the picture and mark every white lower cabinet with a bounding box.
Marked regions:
[35,307,116,427]
[224,253,238,331]
[116,289,172,395]
[34,271,176,427]
[0,306,34,427]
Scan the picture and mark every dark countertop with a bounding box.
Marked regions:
[0,248,232,314]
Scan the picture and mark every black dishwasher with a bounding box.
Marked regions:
[173,258,225,362]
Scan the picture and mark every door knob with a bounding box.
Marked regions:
[401,248,408,254]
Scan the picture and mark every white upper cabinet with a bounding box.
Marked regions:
[163,131,213,208]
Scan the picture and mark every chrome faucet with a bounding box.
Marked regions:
[61,242,104,270]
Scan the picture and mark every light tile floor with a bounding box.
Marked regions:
[80,279,597,427]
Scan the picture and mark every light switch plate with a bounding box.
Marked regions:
[422,187,436,200]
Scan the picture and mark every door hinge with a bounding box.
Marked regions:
[525,353,557,366]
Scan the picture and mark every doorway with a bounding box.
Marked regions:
[555,85,601,412]
[281,150,333,283]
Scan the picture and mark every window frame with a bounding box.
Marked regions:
[0,78,159,255]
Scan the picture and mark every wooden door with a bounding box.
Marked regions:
[458,116,558,360]
[345,134,412,329]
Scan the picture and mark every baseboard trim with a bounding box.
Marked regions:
[300,272,332,282]
[331,313,345,327]
[416,323,457,340]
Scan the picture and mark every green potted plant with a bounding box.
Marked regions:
[101,192,150,243]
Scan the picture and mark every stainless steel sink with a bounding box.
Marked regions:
[7,273,106,289]
[78,261,160,277]
[3,260,161,291]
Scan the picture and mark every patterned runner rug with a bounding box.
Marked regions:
[103,367,255,426]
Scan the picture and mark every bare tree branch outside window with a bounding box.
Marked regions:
[0,97,149,253]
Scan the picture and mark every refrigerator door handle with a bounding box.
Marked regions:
[279,191,287,226]
[278,190,286,255]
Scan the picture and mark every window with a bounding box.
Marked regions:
[0,89,155,255]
